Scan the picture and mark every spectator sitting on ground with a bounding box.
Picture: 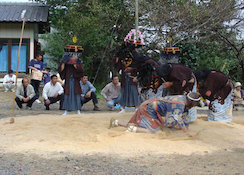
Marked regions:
[234,82,244,105]
[42,75,64,110]
[101,75,121,110]
[80,74,100,111]
[43,68,51,85]
[15,78,36,110]
[3,70,16,92]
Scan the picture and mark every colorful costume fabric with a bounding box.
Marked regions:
[188,80,198,122]
[155,63,197,122]
[58,64,84,111]
[61,52,82,65]
[196,70,233,122]
[128,95,189,132]
[120,73,139,107]
[115,52,140,107]
[156,64,196,95]
[208,90,233,122]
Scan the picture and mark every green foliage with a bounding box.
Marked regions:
[178,41,200,69]
[39,0,243,85]
[40,0,134,83]
[41,32,69,71]
[179,37,243,84]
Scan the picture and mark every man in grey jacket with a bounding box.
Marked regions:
[80,74,100,111]
[15,78,37,109]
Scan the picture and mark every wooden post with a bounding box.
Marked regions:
[135,0,139,41]
[10,10,26,124]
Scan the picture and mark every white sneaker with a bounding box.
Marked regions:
[118,108,125,113]
[109,118,119,129]
[62,111,68,116]
[126,125,137,133]
[77,110,81,115]
[4,90,8,92]
[35,99,41,104]
[11,89,15,92]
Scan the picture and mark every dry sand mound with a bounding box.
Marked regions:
[0,112,244,157]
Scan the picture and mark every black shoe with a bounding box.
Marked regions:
[46,106,50,110]
[93,105,100,111]
[17,106,23,110]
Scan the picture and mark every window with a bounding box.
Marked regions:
[0,45,8,72]
[0,39,29,73]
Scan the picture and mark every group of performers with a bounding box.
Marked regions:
[109,34,233,137]
[58,32,233,137]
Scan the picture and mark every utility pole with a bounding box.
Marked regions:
[135,0,139,41]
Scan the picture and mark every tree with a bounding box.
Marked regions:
[39,0,244,84]
[39,0,135,85]
[140,0,238,46]
[139,0,243,83]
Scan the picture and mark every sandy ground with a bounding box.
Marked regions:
[0,89,244,174]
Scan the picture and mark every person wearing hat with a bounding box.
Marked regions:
[58,45,84,115]
[115,41,159,113]
[234,82,244,105]
[109,92,200,137]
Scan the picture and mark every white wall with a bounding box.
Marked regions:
[0,23,35,60]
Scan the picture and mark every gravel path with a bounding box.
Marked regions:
[0,149,244,175]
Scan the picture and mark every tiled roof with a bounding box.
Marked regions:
[0,2,49,23]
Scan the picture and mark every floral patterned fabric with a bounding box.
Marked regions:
[208,90,233,122]
[128,95,190,132]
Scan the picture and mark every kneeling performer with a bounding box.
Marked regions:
[109,92,200,137]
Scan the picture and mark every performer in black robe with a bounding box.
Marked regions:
[58,45,84,115]
[195,69,233,122]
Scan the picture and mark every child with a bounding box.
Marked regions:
[43,68,51,84]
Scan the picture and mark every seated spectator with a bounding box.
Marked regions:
[42,75,64,110]
[80,74,100,111]
[101,75,121,110]
[15,78,36,109]
[3,70,16,92]
[234,82,244,105]
[43,68,51,85]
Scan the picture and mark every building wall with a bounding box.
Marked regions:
[0,23,35,60]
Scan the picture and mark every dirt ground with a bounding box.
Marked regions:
[0,88,244,175]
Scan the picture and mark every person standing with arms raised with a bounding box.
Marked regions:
[58,44,84,115]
